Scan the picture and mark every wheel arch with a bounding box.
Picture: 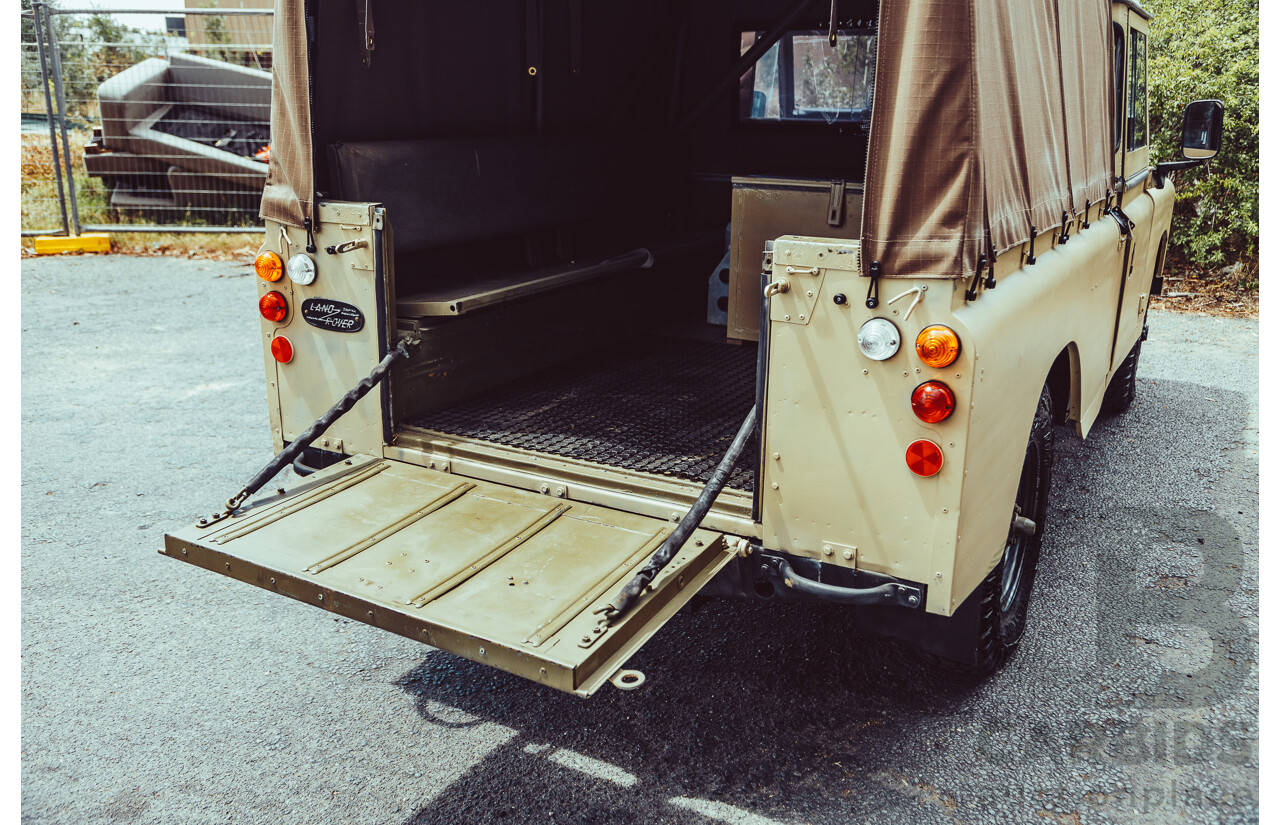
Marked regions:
[1046,342,1082,428]
[1151,231,1169,295]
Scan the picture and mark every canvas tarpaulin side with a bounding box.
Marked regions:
[862,0,1115,278]
[259,0,312,228]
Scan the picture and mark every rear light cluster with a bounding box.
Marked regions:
[906,326,959,476]
[256,250,301,365]
[856,316,962,477]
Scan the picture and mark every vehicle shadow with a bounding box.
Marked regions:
[395,596,985,824]
[396,376,1257,824]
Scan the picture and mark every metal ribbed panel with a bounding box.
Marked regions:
[408,337,759,491]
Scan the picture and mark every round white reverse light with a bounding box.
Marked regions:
[858,318,901,361]
[286,253,316,285]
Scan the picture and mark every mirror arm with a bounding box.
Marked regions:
[1153,159,1204,189]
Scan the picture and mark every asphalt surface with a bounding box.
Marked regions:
[22,255,1258,824]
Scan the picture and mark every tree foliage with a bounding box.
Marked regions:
[21,0,163,119]
[1146,0,1258,274]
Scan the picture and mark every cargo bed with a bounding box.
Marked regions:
[402,332,759,492]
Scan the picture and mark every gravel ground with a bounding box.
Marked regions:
[21,255,1258,824]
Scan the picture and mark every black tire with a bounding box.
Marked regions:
[1101,339,1141,415]
[928,383,1055,677]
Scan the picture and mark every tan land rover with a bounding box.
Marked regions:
[164,0,1224,694]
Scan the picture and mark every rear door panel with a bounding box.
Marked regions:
[164,456,731,695]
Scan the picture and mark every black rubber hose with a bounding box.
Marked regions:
[200,338,415,525]
[603,404,757,624]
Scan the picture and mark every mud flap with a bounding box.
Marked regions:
[163,456,732,696]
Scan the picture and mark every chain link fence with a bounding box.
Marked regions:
[20,3,274,238]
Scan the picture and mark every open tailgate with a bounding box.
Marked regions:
[163,456,733,696]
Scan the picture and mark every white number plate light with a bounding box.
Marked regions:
[857,317,901,361]
[287,253,317,286]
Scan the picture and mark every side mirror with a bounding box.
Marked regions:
[1154,99,1226,188]
[1180,99,1224,160]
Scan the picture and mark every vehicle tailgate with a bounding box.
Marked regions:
[163,455,731,695]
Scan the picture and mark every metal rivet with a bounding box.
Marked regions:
[318,593,324,601]
[798,314,806,321]
[862,369,868,375]
[771,482,779,490]
[478,647,486,656]
[822,545,833,556]
[842,549,854,560]
[181,548,188,556]
[936,572,943,579]
[784,314,791,321]
[773,452,781,460]
[942,508,948,513]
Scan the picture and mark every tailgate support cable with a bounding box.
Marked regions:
[196,337,419,528]
[599,404,757,626]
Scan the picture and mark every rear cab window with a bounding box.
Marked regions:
[739,27,876,127]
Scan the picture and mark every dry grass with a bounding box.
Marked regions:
[1149,259,1259,319]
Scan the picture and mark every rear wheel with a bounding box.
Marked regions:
[929,384,1055,676]
[1101,339,1141,414]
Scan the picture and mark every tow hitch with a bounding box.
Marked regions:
[762,556,924,609]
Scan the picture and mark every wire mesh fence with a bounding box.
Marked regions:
[20,3,274,237]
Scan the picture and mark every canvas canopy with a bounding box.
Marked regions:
[861,0,1115,278]
[261,0,1117,280]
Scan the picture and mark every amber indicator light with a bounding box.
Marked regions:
[270,336,294,363]
[259,291,288,323]
[911,381,956,423]
[255,251,283,282]
[915,325,960,368]
[905,439,944,477]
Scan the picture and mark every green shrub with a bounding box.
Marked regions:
[1146,0,1258,276]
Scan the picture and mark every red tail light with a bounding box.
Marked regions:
[911,381,956,423]
[905,439,944,477]
[259,291,288,323]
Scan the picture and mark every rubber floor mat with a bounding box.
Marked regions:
[407,337,759,491]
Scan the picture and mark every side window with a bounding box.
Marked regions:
[739,28,877,125]
[1113,23,1126,152]
[1127,29,1148,150]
